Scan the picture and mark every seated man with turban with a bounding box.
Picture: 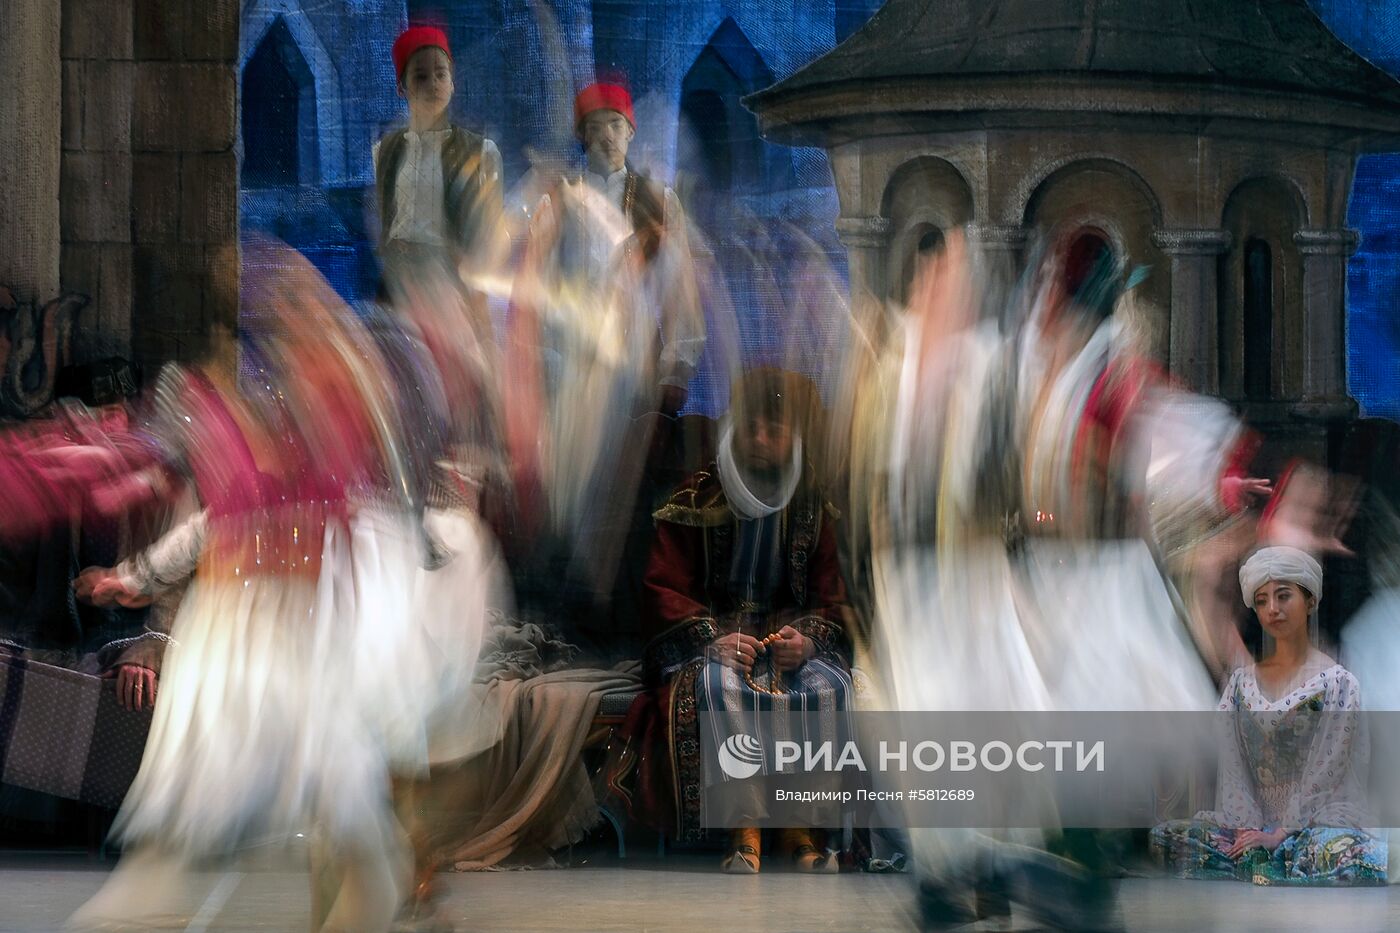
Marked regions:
[613,368,855,873]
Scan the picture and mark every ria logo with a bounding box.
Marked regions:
[722,728,767,773]
[717,733,764,779]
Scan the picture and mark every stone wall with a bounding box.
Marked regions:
[60,0,239,369]
[1,1,62,308]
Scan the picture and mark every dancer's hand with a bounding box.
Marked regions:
[75,567,152,608]
[73,566,109,604]
[28,443,127,485]
[1258,464,1356,557]
[528,187,563,257]
[106,663,158,711]
[1221,475,1273,511]
[771,625,814,672]
[708,633,762,672]
[1225,828,1286,860]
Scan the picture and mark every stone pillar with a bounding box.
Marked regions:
[1292,229,1359,418]
[62,0,137,362]
[967,223,1028,266]
[967,223,1028,328]
[131,0,239,369]
[0,0,62,305]
[835,215,892,306]
[1152,228,1231,395]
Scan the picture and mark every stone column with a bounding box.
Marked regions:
[967,223,1028,327]
[835,215,892,306]
[1152,228,1231,395]
[1292,229,1359,418]
[132,0,239,369]
[62,0,136,362]
[967,223,1027,258]
[0,0,62,305]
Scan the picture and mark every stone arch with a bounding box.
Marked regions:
[1021,157,1163,247]
[677,17,788,224]
[1015,155,1163,230]
[679,88,733,193]
[240,0,347,185]
[1023,157,1169,354]
[1219,176,1307,400]
[1218,172,1311,229]
[241,17,317,187]
[880,155,974,305]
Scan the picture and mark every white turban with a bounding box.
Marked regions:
[1239,546,1323,608]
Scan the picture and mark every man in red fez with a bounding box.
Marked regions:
[373,26,509,521]
[375,26,506,317]
[532,80,705,417]
[573,82,637,182]
[505,76,708,682]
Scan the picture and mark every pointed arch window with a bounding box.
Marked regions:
[241,17,319,187]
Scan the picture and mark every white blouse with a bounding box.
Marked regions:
[116,510,208,596]
[1199,652,1370,832]
[374,131,502,247]
[531,172,703,389]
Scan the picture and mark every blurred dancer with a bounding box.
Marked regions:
[1004,232,1253,708]
[375,26,509,483]
[1338,419,1400,882]
[505,80,705,647]
[0,251,493,933]
[859,231,1261,929]
[541,80,704,416]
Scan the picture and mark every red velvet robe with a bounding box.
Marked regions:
[607,465,853,840]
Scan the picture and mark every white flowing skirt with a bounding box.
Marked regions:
[875,540,1054,712]
[1016,539,1216,711]
[874,538,1214,713]
[112,507,498,858]
[876,536,1216,879]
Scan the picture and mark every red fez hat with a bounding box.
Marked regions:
[574,83,635,135]
[393,26,451,79]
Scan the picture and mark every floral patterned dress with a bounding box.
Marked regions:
[1151,653,1387,885]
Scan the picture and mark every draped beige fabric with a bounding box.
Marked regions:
[407,665,640,871]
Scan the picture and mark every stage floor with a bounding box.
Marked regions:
[1,852,1397,932]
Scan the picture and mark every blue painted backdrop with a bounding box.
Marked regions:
[238,0,1400,418]
[1311,1,1400,420]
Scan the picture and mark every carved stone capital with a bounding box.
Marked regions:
[1151,229,1232,256]
[1289,396,1360,422]
[835,216,893,249]
[1293,229,1360,256]
[966,223,1029,250]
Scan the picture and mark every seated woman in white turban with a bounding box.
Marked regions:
[1151,546,1386,885]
